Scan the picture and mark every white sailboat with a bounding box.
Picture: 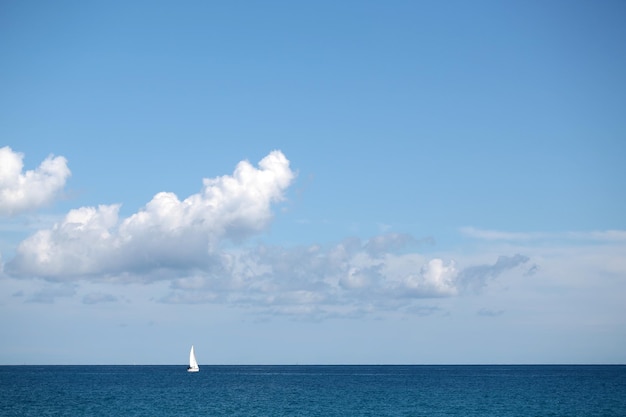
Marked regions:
[187,345,199,372]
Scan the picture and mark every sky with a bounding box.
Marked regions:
[1,0,625,365]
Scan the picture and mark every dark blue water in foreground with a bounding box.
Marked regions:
[1,365,625,416]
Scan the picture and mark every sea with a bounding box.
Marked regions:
[1,365,625,416]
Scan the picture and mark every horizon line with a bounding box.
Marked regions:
[3,363,625,366]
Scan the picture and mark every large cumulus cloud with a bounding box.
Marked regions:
[0,146,71,216]
[6,150,294,279]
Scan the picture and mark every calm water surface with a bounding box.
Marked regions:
[1,365,625,416]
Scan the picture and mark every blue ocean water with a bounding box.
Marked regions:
[1,365,625,416]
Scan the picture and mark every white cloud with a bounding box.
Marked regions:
[402,258,458,297]
[0,146,71,216]
[6,150,295,280]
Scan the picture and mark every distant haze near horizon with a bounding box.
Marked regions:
[1,0,625,365]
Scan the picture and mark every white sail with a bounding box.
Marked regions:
[188,345,199,372]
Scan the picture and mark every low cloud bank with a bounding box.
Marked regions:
[160,237,530,318]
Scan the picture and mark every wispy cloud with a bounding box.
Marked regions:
[460,226,626,242]
[25,283,77,304]
[456,254,529,293]
[82,292,118,305]
[460,227,540,241]
[0,146,71,216]
[478,308,504,317]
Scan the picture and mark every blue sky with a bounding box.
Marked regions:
[1,0,625,365]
